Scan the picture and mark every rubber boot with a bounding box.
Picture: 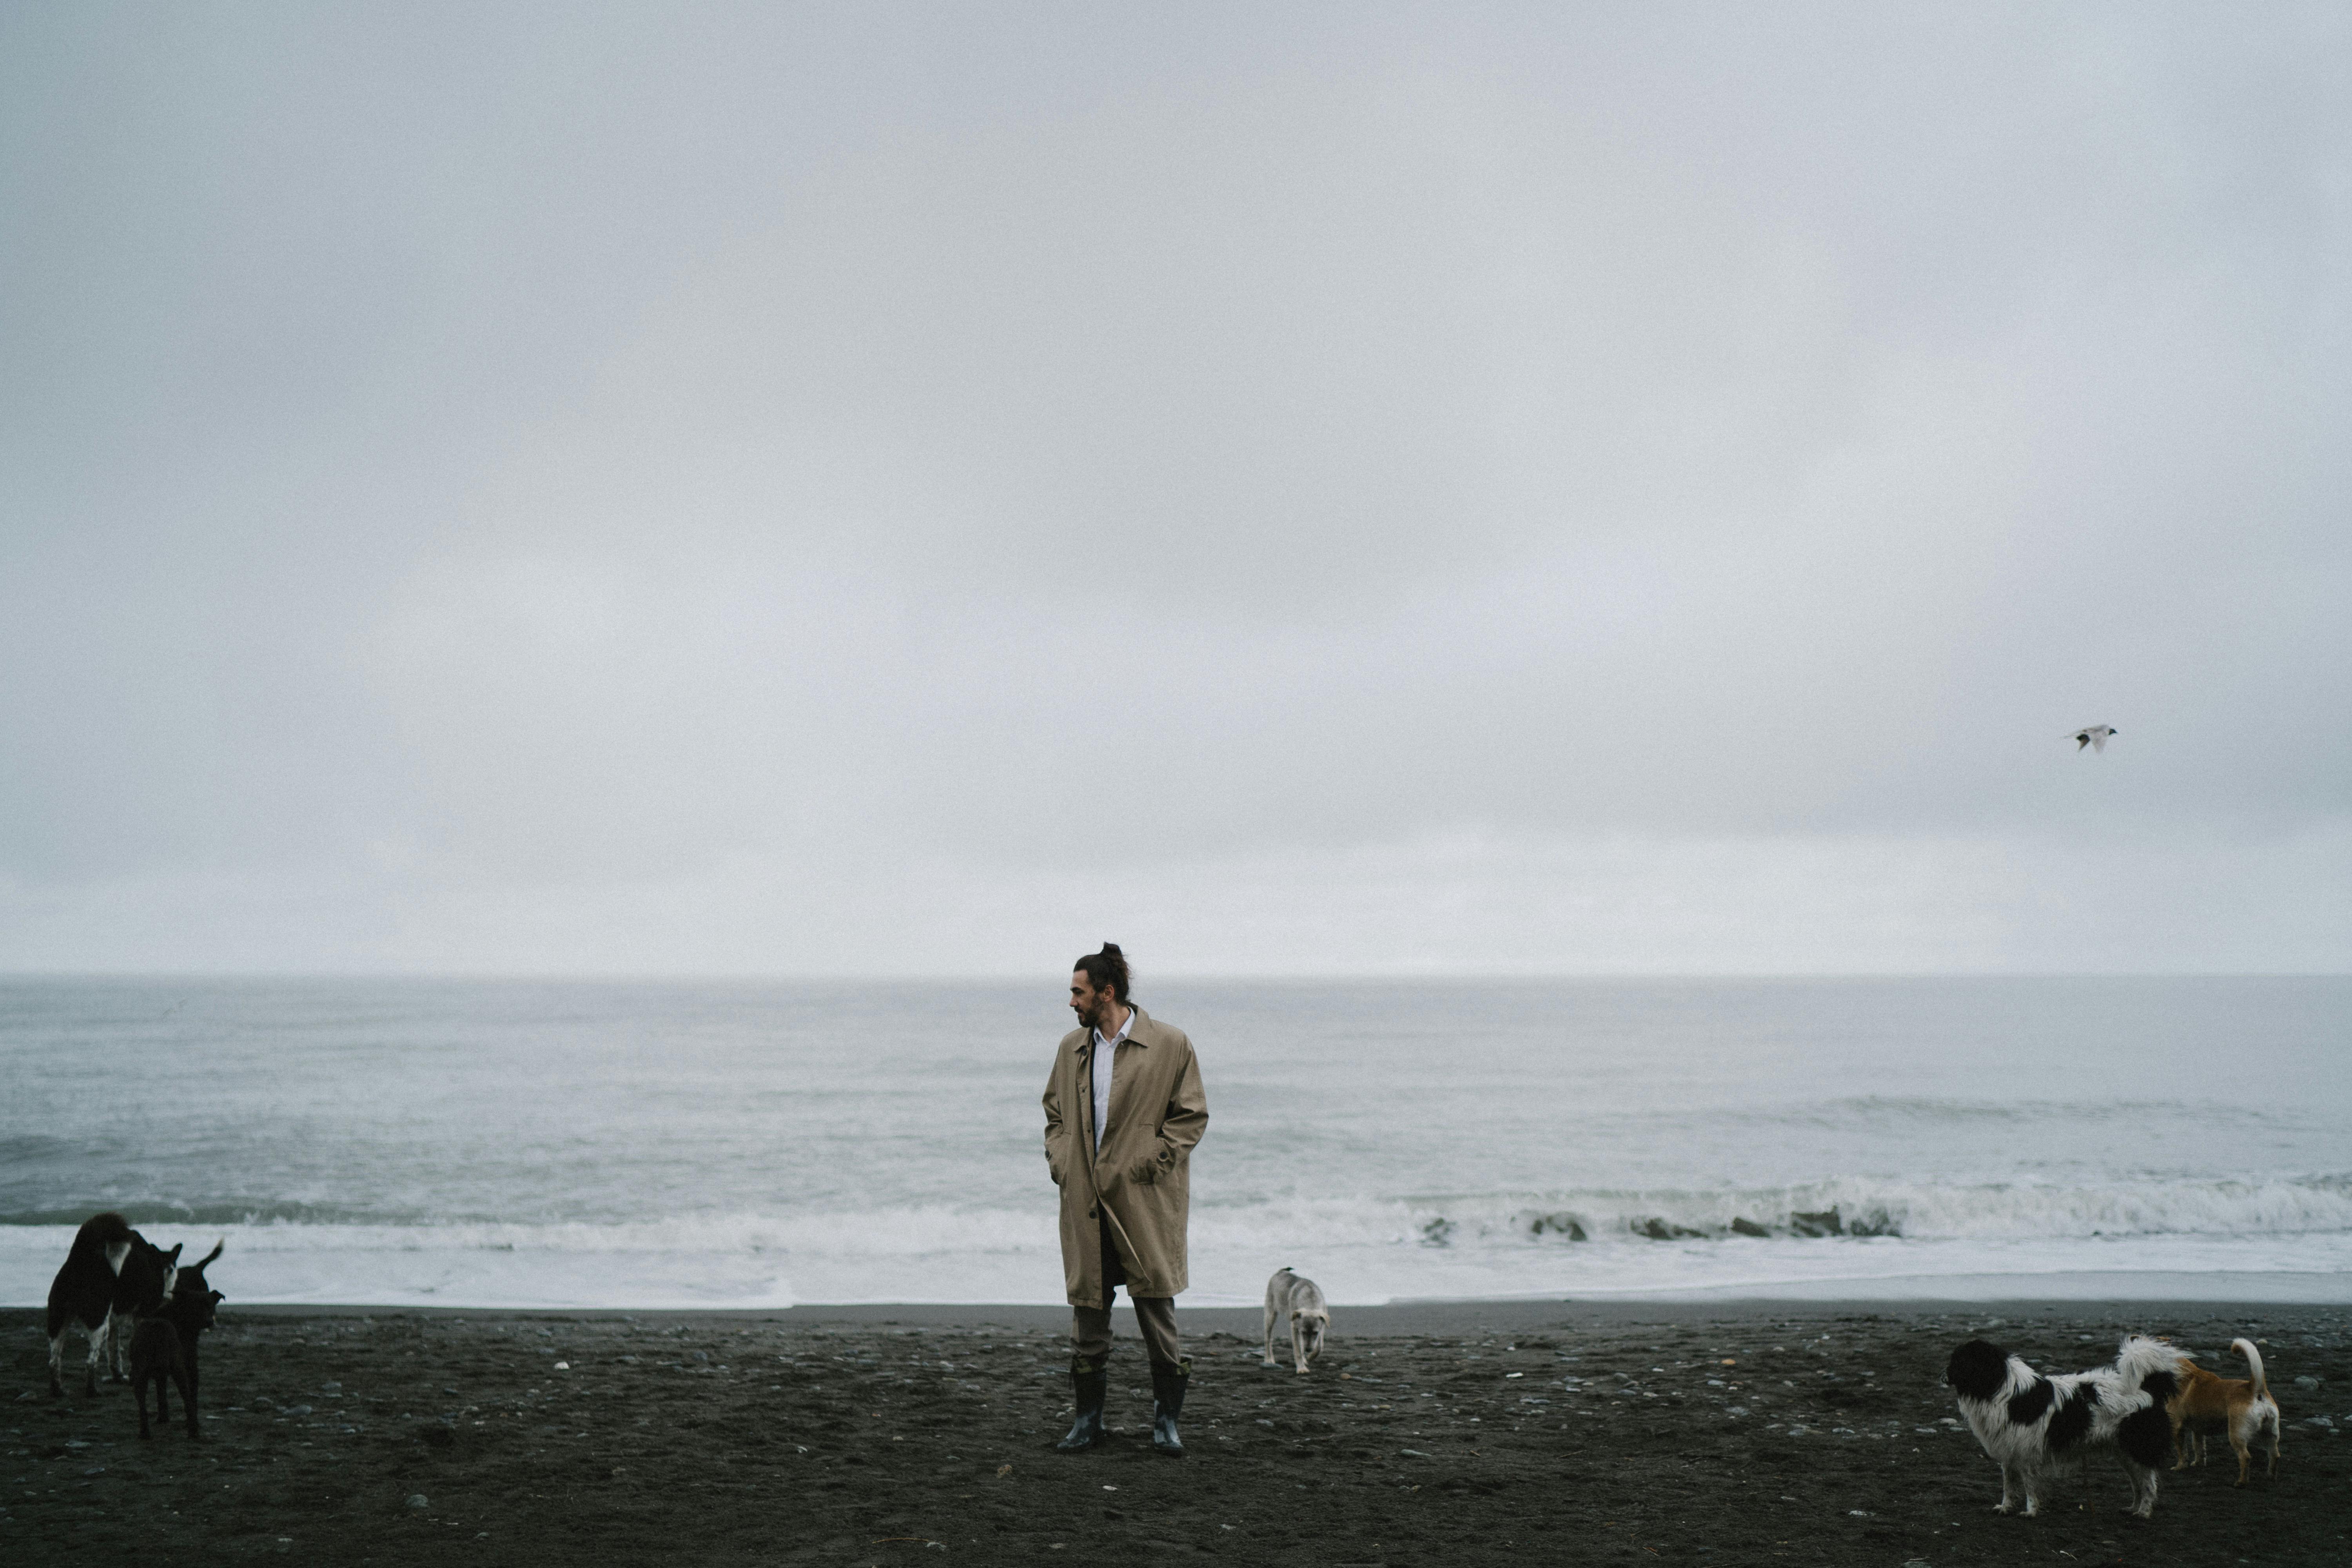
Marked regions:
[1149,1357,1190,1457]
[1055,1359,1108,1451]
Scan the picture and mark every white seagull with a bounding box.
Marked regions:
[2070,724,2117,752]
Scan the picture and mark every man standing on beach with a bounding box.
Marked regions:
[1042,942,1209,1456]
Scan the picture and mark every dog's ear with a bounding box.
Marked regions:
[164,1243,184,1263]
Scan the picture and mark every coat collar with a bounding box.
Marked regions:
[1073,1004,1152,1053]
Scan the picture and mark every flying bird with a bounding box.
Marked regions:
[2070,725,2116,752]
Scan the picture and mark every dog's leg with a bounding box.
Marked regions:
[136,1372,154,1439]
[1262,1302,1278,1367]
[83,1317,106,1395]
[1293,1315,1309,1376]
[2125,1460,2158,1519]
[1995,1461,2018,1514]
[47,1327,67,1397]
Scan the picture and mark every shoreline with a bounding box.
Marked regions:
[11,1299,2348,1564]
[201,1288,2352,1333]
[48,1265,2350,1322]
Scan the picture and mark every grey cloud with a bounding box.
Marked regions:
[1,4,2345,971]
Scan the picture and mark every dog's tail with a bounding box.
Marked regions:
[192,1239,225,1272]
[2231,1338,2269,1402]
[2115,1334,2188,1396]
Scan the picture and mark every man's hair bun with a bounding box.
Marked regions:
[1074,943,1132,1004]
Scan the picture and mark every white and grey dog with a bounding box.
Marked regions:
[1262,1267,1330,1374]
[1944,1334,2187,1518]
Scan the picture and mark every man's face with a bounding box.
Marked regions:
[1070,971,1109,1031]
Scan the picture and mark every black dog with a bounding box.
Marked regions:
[131,1268,224,1440]
[47,1212,181,1396]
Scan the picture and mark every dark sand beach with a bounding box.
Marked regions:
[7,1298,2348,1566]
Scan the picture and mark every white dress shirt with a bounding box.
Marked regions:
[1091,1006,1132,1153]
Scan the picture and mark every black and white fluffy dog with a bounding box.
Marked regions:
[1944,1334,2185,1518]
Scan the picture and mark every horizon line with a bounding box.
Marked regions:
[1,969,2344,984]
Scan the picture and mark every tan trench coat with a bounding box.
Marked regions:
[1041,1005,1209,1308]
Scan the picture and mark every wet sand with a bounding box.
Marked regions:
[7,1298,2349,1565]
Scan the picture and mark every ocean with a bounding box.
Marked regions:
[4,976,2348,1309]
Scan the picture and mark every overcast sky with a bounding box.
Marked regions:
[2,3,2346,976]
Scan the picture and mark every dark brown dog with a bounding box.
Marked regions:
[131,1276,223,1440]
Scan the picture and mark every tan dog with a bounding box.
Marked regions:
[1261,1267,1329,1374]
[2169,1338,2281,1485]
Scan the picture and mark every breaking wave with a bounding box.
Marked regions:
[1388,1173,2352,1250]
[8,1174,2352,1262]
[9,1174,2352,1310]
